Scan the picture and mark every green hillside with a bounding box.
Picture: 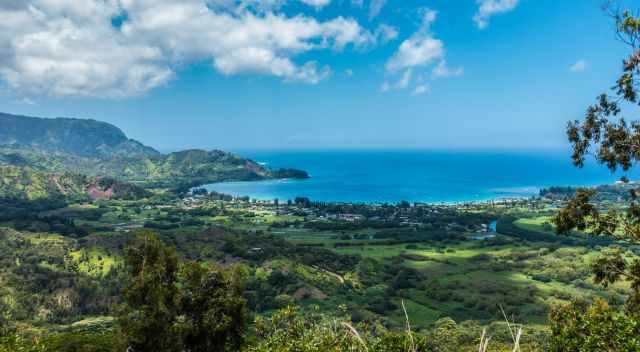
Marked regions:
[0,113,308,187]
[0,112,158,158]
[0,166,149,203]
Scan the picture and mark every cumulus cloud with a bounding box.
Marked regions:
[432,60,464,79]
[473,0,519,29]
[0,0,373,98]
[569,59,588,73]
[379,69,417,93]
[210,0,286,13]
[396,69,412,89]
[385,10,442,72]
[375,24,398,43]
[383,10,461,95]
[299,0,331,9]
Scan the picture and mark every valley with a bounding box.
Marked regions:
[1,180,635,350]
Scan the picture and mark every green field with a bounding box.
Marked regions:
[1,194,635,350]
[267,225,628,326]
[513,216,555,234]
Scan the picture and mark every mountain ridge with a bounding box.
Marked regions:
[0,112,159,157]
[0,112,309,188]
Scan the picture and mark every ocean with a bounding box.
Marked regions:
[203,149,635,204]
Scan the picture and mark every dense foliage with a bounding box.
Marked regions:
[118,231,182,351]
[550,299,640,351]
[549,5,640,350]
[118,231,246,352]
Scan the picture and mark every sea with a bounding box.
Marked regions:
[202,149,637,204]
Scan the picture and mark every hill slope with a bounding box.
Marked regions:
[0,112,158,157]
[0,166,149,203]
[0,112,308,187]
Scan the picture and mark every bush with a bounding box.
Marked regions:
[531,274,551,283]
[550,299,640,351]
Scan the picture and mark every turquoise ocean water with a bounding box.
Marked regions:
[203,150,636,204]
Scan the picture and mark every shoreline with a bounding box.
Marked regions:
[201,181,534,206]
[198,177,629,206]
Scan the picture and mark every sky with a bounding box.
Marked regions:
[0,0,635,151]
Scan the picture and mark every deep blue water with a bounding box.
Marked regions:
[203,150,636,204]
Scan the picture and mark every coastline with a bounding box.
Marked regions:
[199,149,637,205]
[201,178,621,206]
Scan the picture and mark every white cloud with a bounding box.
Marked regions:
[432,60,464,79]
[383,9,460,95]
[412,84,429,95]
[375,24,398,43]
[385,10,442,72]
[299,0,331,9]
[379,69,418,93]
[345,68,354,77]
[0,0,172,97]
[396,69,412,89]
[473,0,519,29]
[369,0,387,20]
[199,0,286,14]
[0,0,373,98]
[569,59,588,73]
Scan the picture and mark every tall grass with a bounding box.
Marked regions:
[337,301,525,352]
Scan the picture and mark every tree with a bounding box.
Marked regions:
[117,230,248,351]
[0,297,7,337]
[550,4,640,349]
[550,299,640,351]
[117,230,181,352]
[178,261,246,352]
[553,5,640,314]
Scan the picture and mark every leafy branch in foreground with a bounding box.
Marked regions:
[553,5,640,307]
[550,4,640,350]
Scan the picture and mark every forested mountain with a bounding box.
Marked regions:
[0,113,308,187]
[0,112,158,158]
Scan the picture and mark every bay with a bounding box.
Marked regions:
[203,149,636,204]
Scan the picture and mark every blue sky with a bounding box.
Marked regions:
[0,0,634,151]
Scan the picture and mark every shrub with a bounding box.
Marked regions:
[550,299,640,351]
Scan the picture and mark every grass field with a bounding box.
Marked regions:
[2,195,631,339]
[269,226,627,325]
[513,216,555,234]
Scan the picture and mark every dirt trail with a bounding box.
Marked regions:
[314,266,345,284]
